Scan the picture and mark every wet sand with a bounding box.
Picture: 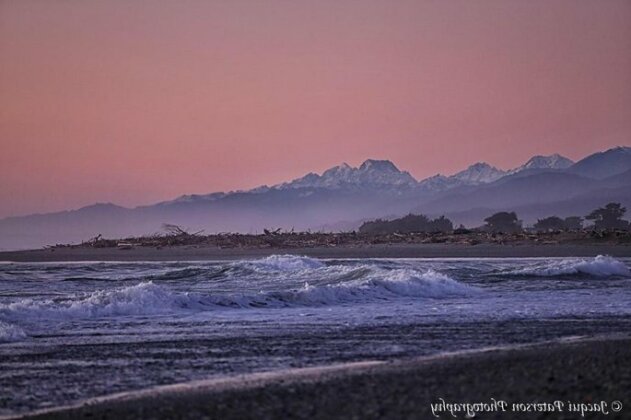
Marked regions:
[17,336,630,420]
[2,243,630,262]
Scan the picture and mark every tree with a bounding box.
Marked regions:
[430,216,454,233]
[454,224,471,234]
[563,216,583,230]
[534,216,583,231]
[484,212,522,233]
[534,216,565,232]
[585,203,629,230]
[359,214,454,234]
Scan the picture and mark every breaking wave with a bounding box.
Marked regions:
[301,269,474,301]
[242,255,326,271]
[0,282,202,321]
[219,268,476,308]
[0,266,475,323]
[509,255,630,278]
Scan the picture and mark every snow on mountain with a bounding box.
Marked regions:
[416,163,506,191]
[416,174,461,191]
[419,155,573,190]
[450,162,506,184]
[509,154,574,173]
[356,159,418,187]
[159,149,619,206]
[275,159,418,190]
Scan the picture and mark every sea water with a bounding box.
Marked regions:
[0,255,630,415]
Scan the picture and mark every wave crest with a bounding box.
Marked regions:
[200,267,476,308]
[510,255,630,278]
[243,255,326,272]
[0,266,475,322]
[283,269,476,305]
[0,282,200,321]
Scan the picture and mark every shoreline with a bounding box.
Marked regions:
[1,243,630,262]
[14,335,631,419]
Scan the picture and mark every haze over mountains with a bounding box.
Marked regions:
[1,146,630,250]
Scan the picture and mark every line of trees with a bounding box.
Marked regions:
[358,202,629,235]
[533,216,582,231]
[359,214,453,234]
[486,202,629,233]
[483,212,522,233]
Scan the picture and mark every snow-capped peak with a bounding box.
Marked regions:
[275,159,417,190]
[321,163,353,178]
[451,162,506,184]
[358,159,400,172]
[417,174,461,191]
[512,153,574,172]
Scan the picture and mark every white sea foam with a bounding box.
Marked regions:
[0,282,200,322]
[280,268,476,305]
[0,320,27,342]
[511,255,630,277]
[244,255,326,271]
[0,264,475,323]
[199,268,472,308]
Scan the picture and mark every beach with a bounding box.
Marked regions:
[1,243,630,262]
[1,254,630,419]
[3,0,630,418]
[18,336,630,420]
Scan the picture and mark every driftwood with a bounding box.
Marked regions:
[263,228,282,236]
[51,228,631,250]
[162,224,204,237]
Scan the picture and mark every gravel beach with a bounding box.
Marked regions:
[2,243,630,262]
[18,336,630,420]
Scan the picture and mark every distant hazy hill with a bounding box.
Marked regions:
[1,146,629,250]
[568,146,631,179]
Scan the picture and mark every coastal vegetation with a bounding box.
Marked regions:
[483,212,522,233]
[534,216,583,232]
[585,203,629,230]
[358,214,453,234]
[46,202,630,250]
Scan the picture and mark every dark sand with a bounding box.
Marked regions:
[2,243,630,262]
[17,336,630,420]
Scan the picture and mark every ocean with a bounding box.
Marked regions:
[1,255,630,416]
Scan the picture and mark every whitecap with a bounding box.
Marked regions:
[280,268,476,305]
[0,265,476,322]
[208,267,477,308]
[510,255,630,278]
[243,255,326,272]
[0,282,201,321]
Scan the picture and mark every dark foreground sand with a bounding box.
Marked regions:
[17,336,630,420]
[2,243,630,262]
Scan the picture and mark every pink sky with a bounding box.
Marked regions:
[1,0,630,218]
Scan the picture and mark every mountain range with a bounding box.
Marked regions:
[1,146,630,250]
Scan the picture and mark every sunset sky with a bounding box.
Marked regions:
[1,0,630,218]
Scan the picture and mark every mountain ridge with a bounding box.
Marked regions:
[1,146,629,250]
[164,152,577,203]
